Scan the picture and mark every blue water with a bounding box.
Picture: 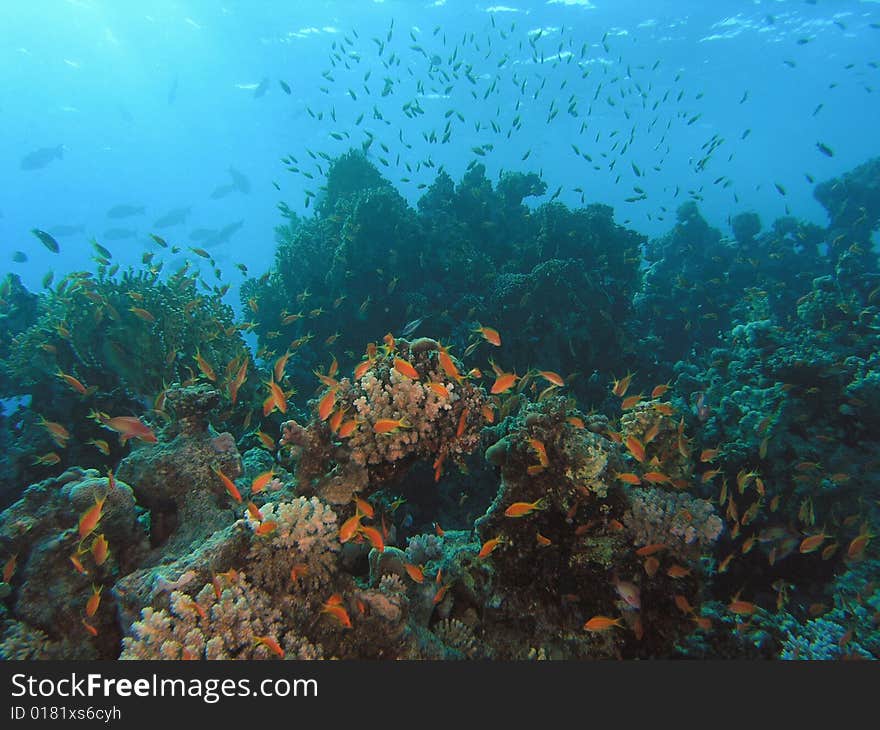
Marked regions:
[2,0,879,299]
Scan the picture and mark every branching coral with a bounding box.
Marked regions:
[244,496,339,593]
[121,573,323,660]
[623,486,724,564]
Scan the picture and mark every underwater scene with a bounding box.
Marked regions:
[1,0,879,661]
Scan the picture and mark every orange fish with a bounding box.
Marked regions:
[194,349,216,381]
[91,411,157,444]
[635,543,667,557]
[700,448,720,463]
[82,618,99,637]
[427,381,450,398]
[321,600,352,629]
[615,472,641,485]
[433,451,446,482]
[354,358,373,380]
[567,416,585,429]
[474,325,501,346]
[504,499,547,518]
[847,524,873,560]
[38,416,70,447]
[528,438,549,467]
[273,351,291,383]
[403,563,425,583]
[339,515,362,543]
[643,421,661,444]
[246,502,264,521]
[666,564,690,579]
[33,452,61,466]
[642,471,670,484]
[643,556,660,577]
[625,435,646,463]
[373,417,410,434]
[437,346,461,383]
[433,583,449,605]
[728,599,757,616]
[265,380,288,415]
[338,418,359,438]
[434,522,445,537]
[290,564,309,582]
[251,471,274,494]
[620,393,643,410]
[652,403,675,417]
[212,466,242,503]
[57,370,89,395]
[255,635,285,658]
[611,371,634,397]
[651,382,671,398]
[328,407,346,433]
[316,389,336,421]
[229,359,249,405]
[456,408,469,438]
[478,536,503,558]
[393,357,420,380]
[536,531,552,547]
[481,404,495,423]
[90,534,109,566]
[359,525,385,552]
[255,430,276,451]
[490,371,518,395]
[674,594,694,615]
[691,616,712,631]
[255,521,278,537]
[799,530,831,554]
[70,553,88,575]
[78,495,107,540]
[85,584,102,617]
[354,497,375,518]
[3,554,17,583]
[583,616,623,632]
[537,370,565,387]
[718,553,735,573]
[129,306,156,323]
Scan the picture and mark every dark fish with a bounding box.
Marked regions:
[31,228,60,252]
[107,204,145,218]
[149,233,169,248]
[202,220,243,247]
[42,271,54,288]
[189,228,218,241]
[774,182,787,196]
[12,251,28,263]
[102,228,137,240]
[91,239,112,258]
[816,142,834,157]
[48,223,86,237]
[279,80,291,94]
[210,184,236,200]
[401,316,428,337]
[253,77,269,98]
[20,145,64,170]
[228,167,251,194]
[153,207,191,228]
[167,75,179,105]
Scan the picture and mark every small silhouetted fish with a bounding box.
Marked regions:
[12,251,28,263]
[203,220,243,247]
[253,77,269,98]
[20,145,64,170]
[401,316,428,337]
[189,228,217,241]
[91,239,112,258]
[31,228,60,252]
[107,204,145,218]
[210,184,236,200]
[228,166,251,194]
[816,142,834,157]
[279,79,291,94]
[48,223,86,237]
[153,207,191,228]
[102,228,137,240]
